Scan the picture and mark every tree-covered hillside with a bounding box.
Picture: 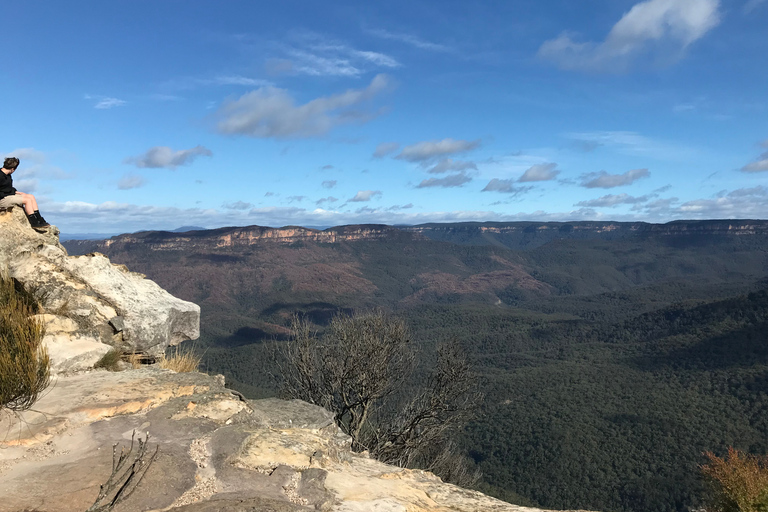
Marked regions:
[63,224,768,511]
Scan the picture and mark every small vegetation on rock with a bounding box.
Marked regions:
[279,311,481,487]
[702,447,768,512]
[87,430,158,512]
[0,274,49,413]
[95,348,123,372]
[158,345,201,373]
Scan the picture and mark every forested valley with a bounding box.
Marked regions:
[64,221,768,511]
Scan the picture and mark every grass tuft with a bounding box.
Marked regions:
[0,274,50,412]
[157,345,200,373]
[95,348,123,372]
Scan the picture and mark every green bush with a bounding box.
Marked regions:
[0,274,50,412]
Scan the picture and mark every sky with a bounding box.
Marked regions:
[2,0,767,235]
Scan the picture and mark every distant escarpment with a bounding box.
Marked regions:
[66,224,421,253]
[65,220,768,255]
[402,219,768,250]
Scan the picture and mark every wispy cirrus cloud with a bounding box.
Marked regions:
[576,193,654,207]
[125,145,213,169]
[117,174,146,190]
[366,28,450,52]
[223,201,253,210]
[580,168,650,188]
[539,0,721,71]
[85,94,127,109]
[566,131,695,160]
[268,32,400,77]
[373,142,400,159]
[215,74,391,138]
[743,0,767,13]
[163,75,272,90]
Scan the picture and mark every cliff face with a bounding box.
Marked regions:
[0,206,200,372]
[66,224,421,253]
[402,220,768,250]
[0,368,590,512]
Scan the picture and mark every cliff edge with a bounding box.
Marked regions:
[0,207,200,372]
[0,369,589,512]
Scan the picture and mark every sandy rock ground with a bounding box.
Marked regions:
[0,369,592,512]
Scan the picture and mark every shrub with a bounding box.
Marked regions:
[0,274,50,412]
[158,345,200,373]
[701,447,768,512]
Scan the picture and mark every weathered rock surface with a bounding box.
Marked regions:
[0,369,592,512]
[0,207,200,371]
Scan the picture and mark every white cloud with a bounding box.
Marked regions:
[518,163,560,182]
[215,74,391,138]
[539,0,721,71]
[676,186,768,216]
[349,190,382,202]
[117,174,146,190]
[373,142,400,158]
[367,28,449,52]
[580,168,651,188]
[576,193,652,207]
[125,145,213,169]
[481,179,535,196]
[426,159,478,174]
[396,138,481,162]
[742,156,768,172]
[322,180,337,189]
[417,172,473,188]
[741,147,768,172]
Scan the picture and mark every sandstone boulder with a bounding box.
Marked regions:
[0,207,200,371]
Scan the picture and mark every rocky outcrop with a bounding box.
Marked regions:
[0,207,200,372]
[0,368,591,512]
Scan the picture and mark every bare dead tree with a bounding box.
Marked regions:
[279,312,482,486]
[280,312,415,449]
[86,431,158,512]
[367,341,482,468]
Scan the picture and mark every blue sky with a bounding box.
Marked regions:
[2,0,767,234]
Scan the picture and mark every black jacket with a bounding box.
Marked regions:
[0,172,17,199]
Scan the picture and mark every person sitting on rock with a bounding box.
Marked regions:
[0,157,50,230]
